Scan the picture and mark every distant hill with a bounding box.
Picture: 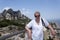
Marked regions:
[48,19,60,28]
[54,19,60,27]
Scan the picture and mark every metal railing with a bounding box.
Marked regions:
[0,28,60,40]
[0,30,25,40]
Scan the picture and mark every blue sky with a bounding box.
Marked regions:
[0,0,60,20]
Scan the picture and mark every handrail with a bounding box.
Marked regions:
[0,30,25,40]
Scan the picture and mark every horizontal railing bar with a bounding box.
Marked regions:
[0,30,25,40]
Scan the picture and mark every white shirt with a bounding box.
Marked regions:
[26,18,49,40]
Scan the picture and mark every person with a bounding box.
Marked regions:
[25,11,56,40]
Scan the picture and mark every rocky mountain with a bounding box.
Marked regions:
[0,8,31,29]
[0,8,31,20]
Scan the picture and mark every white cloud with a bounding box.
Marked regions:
[21,8,30,14]
[0,7,12,13]
[3,7,11,10]
[20,8,33,19]
[22,8,25,11]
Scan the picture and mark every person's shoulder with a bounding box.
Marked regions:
[41,17,46,20]
[30,19,35,22]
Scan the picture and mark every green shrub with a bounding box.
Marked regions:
[0,19,30,30]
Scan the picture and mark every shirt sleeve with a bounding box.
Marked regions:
[42,18,49,27]
[26,20,33,28]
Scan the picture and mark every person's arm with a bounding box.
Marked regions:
[42,18,56,36]
[47,24,56,36]
[25,27,32,40]
[25,20,33,40]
